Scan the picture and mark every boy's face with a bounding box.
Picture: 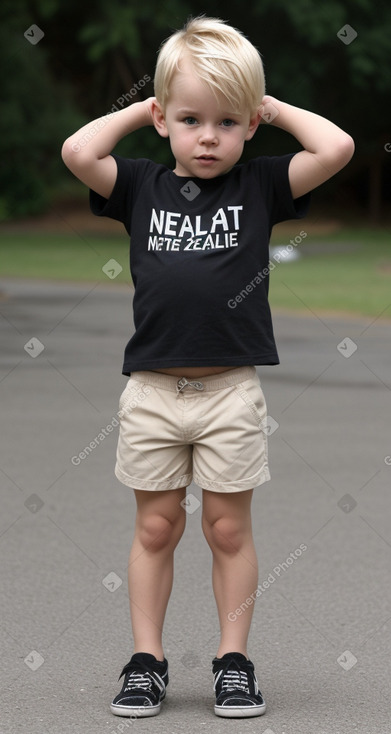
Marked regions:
[152,56,260,178]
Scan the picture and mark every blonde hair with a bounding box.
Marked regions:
[154,16,265,115]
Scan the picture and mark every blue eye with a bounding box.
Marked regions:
[184,117,197,125]
[221,119,235,127]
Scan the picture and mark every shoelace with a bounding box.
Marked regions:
[220,669,250,694]
[124,671,154,693]
[176,377,205,392]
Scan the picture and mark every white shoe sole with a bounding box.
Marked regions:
[110,702,162,718]
[214,702,266,718]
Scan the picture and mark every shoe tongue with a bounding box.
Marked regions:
[131,652,163,665]
[221,652,248,663]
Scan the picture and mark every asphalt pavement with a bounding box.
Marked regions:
[1,277,391,734]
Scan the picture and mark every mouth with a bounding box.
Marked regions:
[196,155,218,164]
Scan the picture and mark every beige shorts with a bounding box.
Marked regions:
[115,365,270,493]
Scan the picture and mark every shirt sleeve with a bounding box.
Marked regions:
[89,154,141,234]
[252,152,311,226]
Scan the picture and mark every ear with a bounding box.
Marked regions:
[244,109,262,141]
[151,99,169,138]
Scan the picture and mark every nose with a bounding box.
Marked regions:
[198,125,218,145]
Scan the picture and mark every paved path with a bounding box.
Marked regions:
[1,278,390,734]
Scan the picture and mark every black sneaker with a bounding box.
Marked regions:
[212,651,266,718]
[110,652,168,718]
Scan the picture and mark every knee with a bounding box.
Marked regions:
[137,513,184,553]
[203,516,246,555]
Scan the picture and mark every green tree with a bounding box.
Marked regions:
[0,1,83,217]
[245,0,391,220]
[2,0,391,219]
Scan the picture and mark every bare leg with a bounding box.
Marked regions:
[202,488,258,658]
[128,486,187,661]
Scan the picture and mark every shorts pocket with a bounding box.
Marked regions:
[118,378,149,414]
[233,379,267,429]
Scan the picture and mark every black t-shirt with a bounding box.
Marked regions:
[90,154,310,375]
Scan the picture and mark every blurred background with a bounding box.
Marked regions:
[2,6,391,731]
[1,0,391,316]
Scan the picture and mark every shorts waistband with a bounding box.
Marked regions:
[129,366,256,392]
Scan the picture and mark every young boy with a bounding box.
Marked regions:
[62,16,354,719]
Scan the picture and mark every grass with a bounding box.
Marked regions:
[1,227,391,319]
[0,233,131,284]
[269,227,391,319]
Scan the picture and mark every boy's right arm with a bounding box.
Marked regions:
[61,98,156,200]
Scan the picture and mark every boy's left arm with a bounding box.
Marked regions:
[259,95,355,199]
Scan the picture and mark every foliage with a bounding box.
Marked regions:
[1,0,391,218]
[0,1,83,217]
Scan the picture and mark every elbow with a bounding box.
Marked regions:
[61,137,81,166]
[61,138,75,168]
[333,133,355,171]
[61,137,92,176]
